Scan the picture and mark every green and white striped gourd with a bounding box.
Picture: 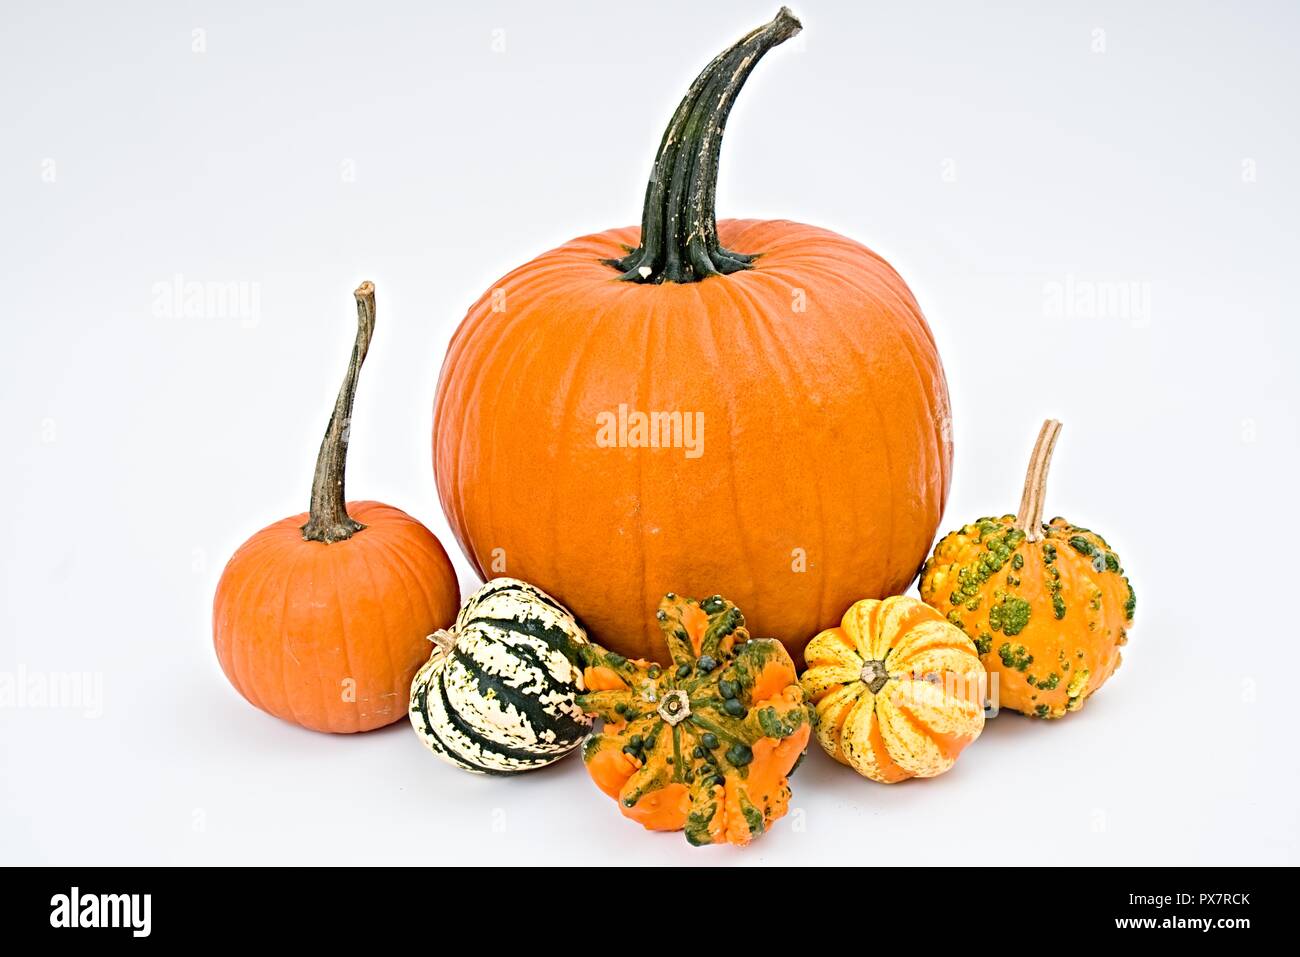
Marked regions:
[408,578,592,774]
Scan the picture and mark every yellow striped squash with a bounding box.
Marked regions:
[800,596,986,783]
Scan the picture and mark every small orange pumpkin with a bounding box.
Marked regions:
[213,283,460,733]
[919,420,1136,718]
[800,596,986,782]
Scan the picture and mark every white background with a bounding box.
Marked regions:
[3,0,1297,865]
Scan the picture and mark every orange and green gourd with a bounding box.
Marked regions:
[918,420,1136,718]
[577,594,812,846]
[800,596,986,782]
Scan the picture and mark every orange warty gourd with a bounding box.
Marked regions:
[800,596,986,782]
[918,420,1136,718]
[214,283,460,733]
[577,593,812,847]
[432,8,952,663]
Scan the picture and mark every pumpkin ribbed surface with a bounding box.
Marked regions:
[409,578,592,774]
[800,596,986,782]
[433,219,952,662]
[213,501,460,733]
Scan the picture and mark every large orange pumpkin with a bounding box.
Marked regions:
[215,283,460,733]
[433,9,952,662]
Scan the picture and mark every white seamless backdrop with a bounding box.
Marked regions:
[1,0,1297,865]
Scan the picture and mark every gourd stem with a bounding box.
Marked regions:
[428,629,457,657]
[300,282,376,544]
[604,7,801,284]
[860,660,890,695]
[1015,419,1063,543]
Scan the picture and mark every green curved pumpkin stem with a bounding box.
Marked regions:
[1015,419,1063,544]
[301,282,376,544]
[605,7,802,284]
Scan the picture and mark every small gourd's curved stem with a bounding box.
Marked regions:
[605,8,802,284]
[301,282,376,544]
[1015,419,1063,543]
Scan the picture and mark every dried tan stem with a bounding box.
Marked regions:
[427,629,458,658]
[300,282,376,543]
[1015,419,1063,542]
